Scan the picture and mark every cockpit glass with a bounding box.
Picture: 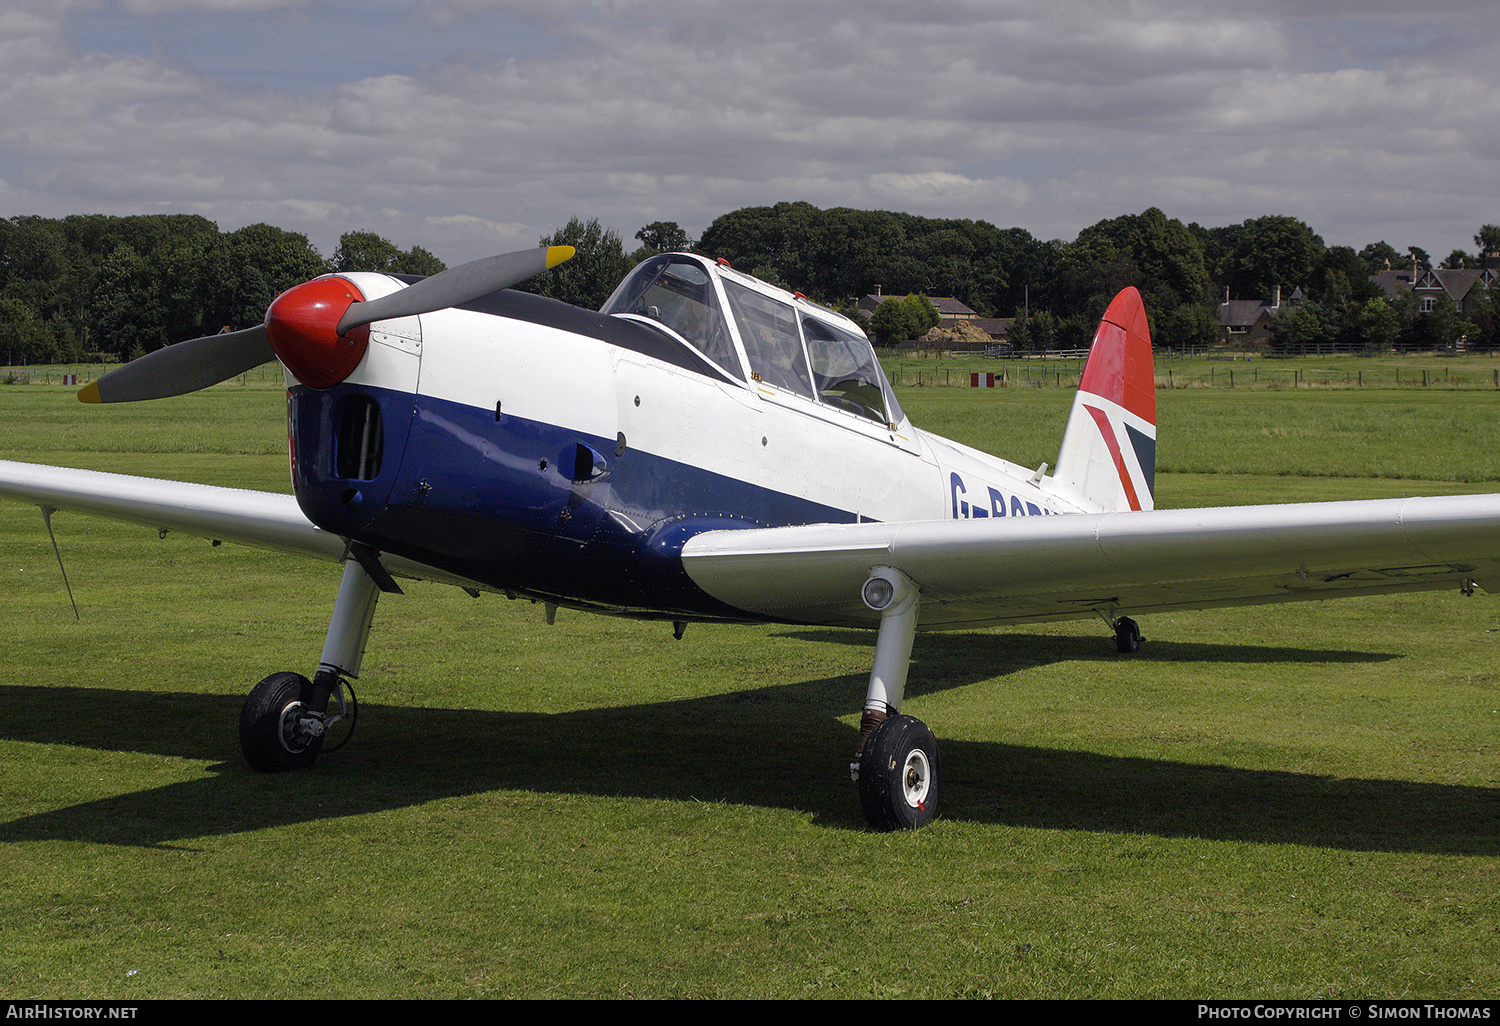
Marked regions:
[601,255,742,379]
[722,280,816,399]
[802,316,902,425]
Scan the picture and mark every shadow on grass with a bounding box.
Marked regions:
[2,632,1491,855]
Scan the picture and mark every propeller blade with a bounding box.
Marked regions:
[78,325,274,404]
[78,245,574,403]
[336,245,575,335]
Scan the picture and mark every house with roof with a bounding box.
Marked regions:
[1217,286,1301,347]
[857,289,978,324]
[1370,264,1497,319]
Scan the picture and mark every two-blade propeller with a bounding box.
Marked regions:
[79,245,575,404]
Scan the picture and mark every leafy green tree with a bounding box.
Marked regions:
[869,293,938,344]
[148,230,217,343]
[1267,300,1330,354]
[331,231,400,272]
[1008,309,1059,353]
[1404,300,1460,350]
[1359,241,1403,273]
[396,246,446,276]
[520,217,633,309]
[0,217,70,298]
[1227,215,1325,300]
[811,208,909,300]
[748,264,790,290]
[1156,302,1220,350]
[0,217,76,353]
[696,202,1050,315]
[633,221,691,258]
[330,231,445,276]
[1307,246,1386,349]
[1353,297,1400,352]
[1475,226,1500,269]
[1075,208,1210,315]
[88,243,167,359]
[0,296,55,364]
[905,293,940,335]
[696,201,821,293]
[1051,312,1094,350]
[1051,234,1138,319]
[209,223,329,330]
[1470,284,1500,350]
[869,296,914,345]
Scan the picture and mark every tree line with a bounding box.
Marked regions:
[0,214,444,364]
[524,207,1500,352]
[5,207,1498,364]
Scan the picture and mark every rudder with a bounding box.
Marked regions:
[1052,287,1156,512]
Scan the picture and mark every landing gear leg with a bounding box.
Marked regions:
[851,567,939,830]
[239,559,382,772]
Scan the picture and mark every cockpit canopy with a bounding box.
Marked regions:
[601,254,904,428]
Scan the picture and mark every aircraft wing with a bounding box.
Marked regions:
[679,494,1500,630]
[0,460,479,590]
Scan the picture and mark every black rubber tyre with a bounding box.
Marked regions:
[1114,616,1143,654]
[857,714,941,831]
[239,671,322,772]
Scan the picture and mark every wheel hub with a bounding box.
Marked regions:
[278,701,326,754]
[901,749,931,808]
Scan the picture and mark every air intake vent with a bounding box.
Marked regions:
[336,394,383,480]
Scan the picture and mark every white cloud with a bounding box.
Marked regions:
[119,0,312,13]
[0,0,1493,264]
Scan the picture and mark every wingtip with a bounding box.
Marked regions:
[546,245,576,269]
[77,381,102,404]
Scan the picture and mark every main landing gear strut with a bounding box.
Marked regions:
[848,578,1148,830]
[239,558,382,772]
[852,566,941,831]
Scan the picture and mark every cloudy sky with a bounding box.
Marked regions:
[2,0,1496,266]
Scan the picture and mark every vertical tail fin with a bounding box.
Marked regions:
[1052,287,1156,512]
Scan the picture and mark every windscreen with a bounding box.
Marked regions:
[602,255,742,379]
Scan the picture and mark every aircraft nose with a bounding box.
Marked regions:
[264,277,371,388]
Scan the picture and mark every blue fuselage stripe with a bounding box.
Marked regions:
[290,384,857,618]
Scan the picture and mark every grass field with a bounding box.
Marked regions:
[883,350,1500,393]
[1,376,1498,999]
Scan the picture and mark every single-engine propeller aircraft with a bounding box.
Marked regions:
[3,245,1500,830]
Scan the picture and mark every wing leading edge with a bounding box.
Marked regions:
[0,459,340,560]
[679,493,1500,629]
[0,460,479,590]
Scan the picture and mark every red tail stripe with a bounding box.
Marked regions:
[1084,404,1142,512]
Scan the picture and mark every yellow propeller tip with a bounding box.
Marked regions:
[546,246,576,269]
[77,381,102,404]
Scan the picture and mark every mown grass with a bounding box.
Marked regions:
[899,387,1500,485]
[883,350,1500,393]
[1,378,1498,999]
